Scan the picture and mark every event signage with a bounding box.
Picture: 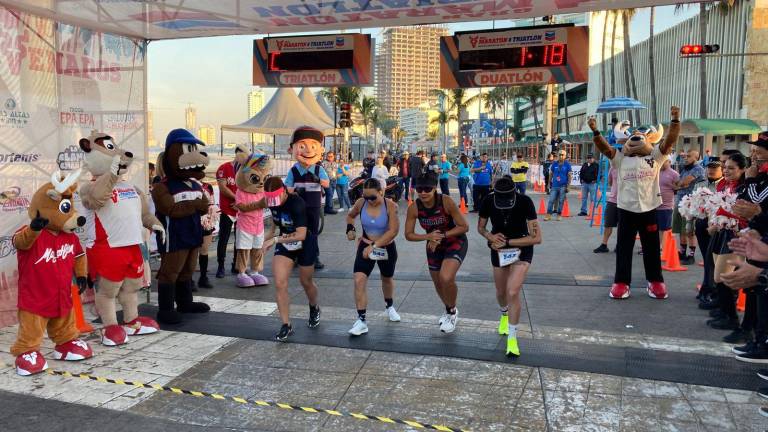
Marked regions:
[440,25,589,88]
[253,33,372,87]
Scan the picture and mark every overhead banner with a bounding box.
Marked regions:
[0,0,692,40]
[0,7,147,327]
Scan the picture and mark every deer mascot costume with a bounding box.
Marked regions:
[588,106,681,301]
[11,170,94,376]
[78,131,164,346]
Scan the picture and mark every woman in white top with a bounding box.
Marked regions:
[371,156,390,190]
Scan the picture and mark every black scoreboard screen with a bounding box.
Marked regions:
[268,50,354,72]
[459,44,567,71]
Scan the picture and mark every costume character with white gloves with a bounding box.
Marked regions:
[78,131,164,345]
[588,107,681,300]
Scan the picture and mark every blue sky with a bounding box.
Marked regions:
[147,5,698,143]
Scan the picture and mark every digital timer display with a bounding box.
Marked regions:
[459,43,567,71]
[268,50,354,72]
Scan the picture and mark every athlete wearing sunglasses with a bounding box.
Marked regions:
[405,172,469,333]
[345,178,401,336]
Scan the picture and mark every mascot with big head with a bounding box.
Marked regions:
[78,131,164,346]
[151,129,211,324]
[588,106,681,300]
[11,170,94,376]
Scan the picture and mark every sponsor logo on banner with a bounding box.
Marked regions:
[268,35,352,52]
[0,152,40,164]
[278,71,341,85]
[473,69,552,86]
[0,98,31,128]
[0,236,16,259]
[545,31,556,41]
[104,113,140,130]
[60,107,95,128]
[57,145,85,171]
[459,28,566,51]
[0,187,30,213]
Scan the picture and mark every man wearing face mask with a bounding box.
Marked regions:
[696,160,724,311]
[284,126,330,270]
[588,107,681,300]
[672,149,706,265]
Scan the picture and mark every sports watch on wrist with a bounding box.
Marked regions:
[758,268,768,287]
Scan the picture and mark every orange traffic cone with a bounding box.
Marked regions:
[662,235,688,272]
[661,231,674,263]
[586,206,593,219]
[592,206,602,226]
[538,197,547,215]
[71,284,94,334]
[459,198,468,215]
[561,199,571,217]
[737,290,746,312]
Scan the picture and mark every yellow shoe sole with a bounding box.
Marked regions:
[506,337,520,357]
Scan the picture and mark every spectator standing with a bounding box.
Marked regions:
[493,152,510,183]
[545,150,572,221]
[380,150,392,170]
[322,151,339,215]
[215,145,248,278]
[542,153,554,194]
[578,154,599,215]
[362,150,376,178]
[439,154,452,196]
[397,152,411,201]
[672,150,706,264]
[594,167,618,253]
[457,155,472,207]
[336,158,353,211]
[471,152,493,212]
[550,133,563,155]
[409,150,425,199]
[372,156,389,190]
[657,158,680,244]
[510,151,529,194]
[696,161,724,310]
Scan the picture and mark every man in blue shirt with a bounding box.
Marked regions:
[438,153,452,196]
[546,149,572,221]
[672,149,705,264]
[471,152,492,212]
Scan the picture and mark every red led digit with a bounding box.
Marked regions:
[520,46,527,67]
[550,44,565,65]
[269,52,281,71]
[543,45,550,66]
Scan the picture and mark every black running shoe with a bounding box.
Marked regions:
[708,317,739,330]
[732,341,757,355]
[275,324,294,342]
[736,344,768,364]
[593,244,609,253]
[723,329,752,344]
[757,369,768,381]
[308,306,321,328]
[758,387,768,400]
[760,406,768,418]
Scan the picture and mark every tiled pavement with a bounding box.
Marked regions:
[0,191,765,431]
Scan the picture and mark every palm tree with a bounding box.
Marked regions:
[429,108,456,154]
[621,9,638,125]
[648,6,658,125]
[610,12,618,99]
[369,106,382,152]
[482,88,503,157]
[429,88,479,151]
[518,85,546,141]
[561,84,570,137]
[378,118,397,145]
[600,11,612,128]
[356,95,380,151]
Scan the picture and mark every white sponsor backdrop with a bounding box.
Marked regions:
[0,7,147,326]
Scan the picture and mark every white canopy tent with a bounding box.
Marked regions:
[316,93,335,121]
[298,88,334,126]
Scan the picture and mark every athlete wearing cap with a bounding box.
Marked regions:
[477,177,541,356]
[404,171,469,333]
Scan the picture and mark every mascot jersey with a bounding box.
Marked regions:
[15,229,84,318]
[235,189,265,235]
[80,181,144,248]
[157,178,204,253]
[612,145,667,213]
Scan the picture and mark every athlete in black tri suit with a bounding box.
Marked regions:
[405,172,469,333]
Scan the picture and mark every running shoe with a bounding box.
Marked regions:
[736,345,768,364]
[348,319,368,336]
[308,306,321,328]
[498,314,509,335]
[555,215,562,221]
[757,369,768,381]
[609,283,630,299]
[758,388,768,400]
[760,406,768,418]
[593,244,609,253]
[275,324,294,342]
[438,313,448,325]
[543,215,551,221]
[732,341,757,355]
[506,337,520,357]
[440,311,458,333]
[647,282,668,299]
[723,328,751,344]
[387,306,401,322]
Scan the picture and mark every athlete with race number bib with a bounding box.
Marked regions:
[477,177,541,356]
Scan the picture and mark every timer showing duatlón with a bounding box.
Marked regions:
[459,44,567,71]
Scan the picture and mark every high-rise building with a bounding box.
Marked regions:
[375,26,447,122]
[247,89,267,145]
[185,104,196,132]
[198,125,216,146]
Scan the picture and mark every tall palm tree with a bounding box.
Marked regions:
[648,6,658,125]
[482,88,503,156]
[610,12,618,99]
[600,10,612,129]
[500,86,519,155]
[518,85,546,141]
[429,108,456,154]
[369,106,382,152]
[561,84,570,136]
[356,95,380,151]
[430,88,479,151]
[621,9,638,125]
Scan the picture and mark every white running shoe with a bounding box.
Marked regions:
[387,306,401,322]
[440,312,458,333]
[438,313,448,325]
[348,319,368,336]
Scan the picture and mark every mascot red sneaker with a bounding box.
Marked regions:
[233,153,272,287]
[151,129,211,324]
[589,106,681,300]
[11,170,93,376]
[78,131,164,346]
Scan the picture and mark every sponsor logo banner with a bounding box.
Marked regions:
[267,34,354,52]
[459,28,567,51]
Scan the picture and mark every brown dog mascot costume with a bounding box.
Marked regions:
[11,170,95,376]
[588,106,681,300]
[151,129,211,324]
[78,131,164,346]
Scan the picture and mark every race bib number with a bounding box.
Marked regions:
[498,248,521,267]
[283,241,303,251]
[369,247,388,261]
